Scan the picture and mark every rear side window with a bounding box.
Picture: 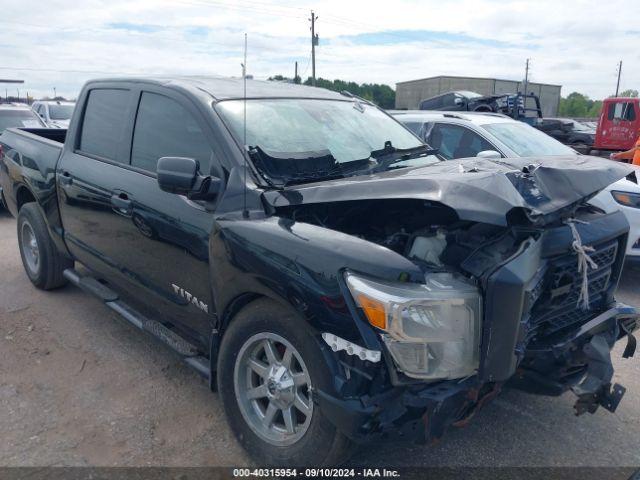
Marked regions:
[607,102,636,121]
[131,92,212,173]
[80,89,130,162]
[420,96,442,110]
[427,123,495,159]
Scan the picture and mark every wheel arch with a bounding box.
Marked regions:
[209,291,281,391]
[209,290,331,391]
[15,183,37,211]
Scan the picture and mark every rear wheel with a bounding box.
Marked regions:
[17,203,73,290]
[217,298,353,465]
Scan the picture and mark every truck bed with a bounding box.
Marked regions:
[0,127,65,170]
[17,127,67,144]
[0,127,67,217]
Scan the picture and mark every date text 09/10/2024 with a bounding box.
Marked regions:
[232,468,400,478]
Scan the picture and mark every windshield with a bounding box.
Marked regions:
[482,122,575,156]
[217,99,423,162]
[216,99,439,184]
[49,104,74,120]
[0,110,44,130]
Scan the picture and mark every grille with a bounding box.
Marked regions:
[526,239,619,342]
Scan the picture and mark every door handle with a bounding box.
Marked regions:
[59,171,73,186]
[111,192,133,216]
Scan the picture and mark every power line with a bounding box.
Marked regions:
[169,0,305,20]
[299,53,312,78]
[0,65,223,76]
[0,3,465,48]
[0,19,267,52]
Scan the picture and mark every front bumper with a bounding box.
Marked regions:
[317,303,638,443]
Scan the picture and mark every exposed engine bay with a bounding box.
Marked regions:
[274,198,601,278]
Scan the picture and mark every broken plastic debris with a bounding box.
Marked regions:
[321,332,381,362]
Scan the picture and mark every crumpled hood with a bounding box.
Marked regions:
[263,155,632,226]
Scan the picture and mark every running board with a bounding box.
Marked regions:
[63,269,210,380]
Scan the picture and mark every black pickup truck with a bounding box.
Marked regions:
[0,77,638,465]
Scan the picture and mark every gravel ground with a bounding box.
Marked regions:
[1,209,639,467]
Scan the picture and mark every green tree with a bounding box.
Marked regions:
[303,77,396,108]
[587,100,603,117]
[558,92,604,118]
[267,75,396,108]
[617,89,638,98]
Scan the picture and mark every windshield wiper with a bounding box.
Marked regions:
[247,146,346,187]
[280,167,345,186]
[370,141,440,171]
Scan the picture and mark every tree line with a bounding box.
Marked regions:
[268,75,396,109]
[558,89,638,118]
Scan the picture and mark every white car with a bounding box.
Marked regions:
[31,100,75,128]
[0,103,46,130]
[391,110,640,264]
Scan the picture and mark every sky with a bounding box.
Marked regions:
[0,0,638,101]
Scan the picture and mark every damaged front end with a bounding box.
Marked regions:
[256,155,639,443]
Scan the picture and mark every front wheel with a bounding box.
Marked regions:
[217,298,353,465]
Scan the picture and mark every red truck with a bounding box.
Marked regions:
[593,97,640,157]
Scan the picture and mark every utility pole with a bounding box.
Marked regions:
[54,86,57,98]
[294,61,298,84]
[615,60,622,97]
[523,58,530,98]
[310,10,318,87]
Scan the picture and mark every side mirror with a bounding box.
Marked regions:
[476,150,502,159]
[157,156,221,201]
[454,97,464,106]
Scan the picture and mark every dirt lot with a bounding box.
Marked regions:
[1,209,640,467]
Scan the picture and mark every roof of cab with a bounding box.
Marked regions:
[85,76,349,102]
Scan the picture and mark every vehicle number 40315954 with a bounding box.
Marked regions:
[232,468,400,478]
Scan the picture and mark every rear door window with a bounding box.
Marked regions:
[131,92,212,174]
[79,89,131,162]
[427,123,495,159]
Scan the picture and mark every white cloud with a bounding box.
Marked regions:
[0,0,637,100]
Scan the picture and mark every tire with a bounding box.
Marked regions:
[217,298,353,465]
[17,202,73,290]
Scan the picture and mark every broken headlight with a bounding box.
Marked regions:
[345,272,482,380]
